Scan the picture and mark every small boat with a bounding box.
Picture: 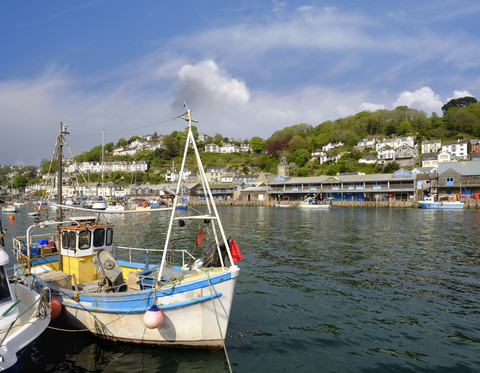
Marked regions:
[297,197,331,210]
[1,205,19,213]
[275,202,294,207]
[91,200,108,210]
[0,220,50,372]
[105,201,125,213]
[12,110,241,348]
[418,196,464,209]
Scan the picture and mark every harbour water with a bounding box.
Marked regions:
[1,206,480,372]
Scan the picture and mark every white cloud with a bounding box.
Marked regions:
[393,86,443,115]
[448,89,474,102]
[359,102,386,112]
[173,60,250,109]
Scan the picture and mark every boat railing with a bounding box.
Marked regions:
[114,245,196,270]
[12,233,58,273]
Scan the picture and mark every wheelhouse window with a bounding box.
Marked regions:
[106,228,113,246]
[0,266,12,304]
[62,231,77,250]
[78,230,91,250]
[93,228,105,247]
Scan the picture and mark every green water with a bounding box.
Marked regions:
[2,206,480,372]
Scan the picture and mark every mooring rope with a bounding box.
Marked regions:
[207,270,233,373]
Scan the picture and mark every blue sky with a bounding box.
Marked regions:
[1,1,480,166]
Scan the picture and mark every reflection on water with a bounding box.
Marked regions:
[2,206,480,372]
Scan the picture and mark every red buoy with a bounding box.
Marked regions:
[50,298,62,320]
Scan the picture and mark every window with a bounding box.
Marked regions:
[78,230,91,250]
[0,266,12,304]
[446,177,454,186]
[93,228,105,247]
[62,231,76,250]
[106,228,113,246]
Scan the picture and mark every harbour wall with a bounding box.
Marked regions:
[188,200,480,209]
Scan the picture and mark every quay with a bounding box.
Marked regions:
[188,200,480,209]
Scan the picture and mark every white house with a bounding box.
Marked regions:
[322,142,344,152]
[359,155,377,164]
[376,136,415,151]
[441,139,470,160]
[220,144,238,153]
[421,139,442,154]
[205,144,220,153]
[311,150,328,164]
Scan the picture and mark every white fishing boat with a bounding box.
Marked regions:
[0,220,51,372]
[1,205,19,213]
[91,200,108,210]
[297,197,331,210]
[418,195,464,209]
[105,201,125,213]
[12,111,241,348]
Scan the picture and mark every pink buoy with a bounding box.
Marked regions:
[143,306,164,329]
[50,298,62,320]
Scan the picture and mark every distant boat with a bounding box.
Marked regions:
[2,204,19,213]
[105,201,125,213]
[275,201,293,207]
[418,196,464,209]
[92,200,108,210]
[297,197,331,210]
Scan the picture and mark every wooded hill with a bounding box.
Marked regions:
[32,96,480,185]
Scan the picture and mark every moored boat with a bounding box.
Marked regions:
[0,220,51,372]
[1,204,19,213]
[418,195,464,209]
[12,110,241,348]
[297,197,331,209]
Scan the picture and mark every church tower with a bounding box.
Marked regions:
[277,154,289,177]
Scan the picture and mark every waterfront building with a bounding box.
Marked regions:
[436,160,480,199]
[267,169,417,202]
[197,183,236,200]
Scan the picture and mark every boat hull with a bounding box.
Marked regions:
[418,201,464,209]
[20,266,239,347]
[0,282,50,372]
[297,203,331,209]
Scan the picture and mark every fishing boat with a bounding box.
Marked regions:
[12,111,241,347]
[0,220,50,372]
[297,196,331,210]
[418,195,464,209]
[1,205,19,213]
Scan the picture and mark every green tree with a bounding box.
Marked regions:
[249,136,265,153]
[442,96,477,115]
[292,148,310,167]
[104,142,114,153]
[162,135,180,158]
[13,174,27,188]
[116,138,128,147]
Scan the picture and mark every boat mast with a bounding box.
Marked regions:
[56,122,69,221]
[102,128,105,197]
[156,107,235,285]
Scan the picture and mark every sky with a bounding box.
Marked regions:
[1,0,480,166]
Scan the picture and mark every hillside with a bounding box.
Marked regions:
[5,97,480,187]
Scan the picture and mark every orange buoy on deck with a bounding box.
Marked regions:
[8,215,14,221]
